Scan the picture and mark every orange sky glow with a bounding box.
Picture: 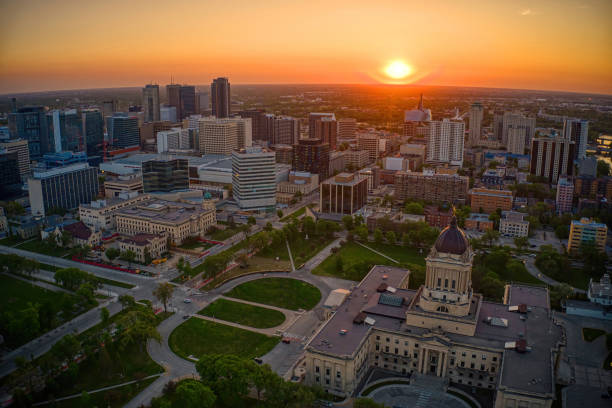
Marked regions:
[0,0,611,94]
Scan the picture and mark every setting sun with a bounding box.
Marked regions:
[384,60,412,79]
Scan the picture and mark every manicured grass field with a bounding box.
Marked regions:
[280,207,305,222]
[16,239,70,257]
[169,318,279,360]
[289,235,336,266]
[202,256,292,289]
[198,298,286,328]
[37,263,135,289]
[582,327,606,342]
[312,241,402,281]
[178,240,215,250]
[366,242,426,266]
[225,277,321,311]
[207,224,250,241]
[0,274,78,315]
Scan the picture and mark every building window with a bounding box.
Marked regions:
[326,368,330,376]
[492,357,497,362]
[452,280,456,289]
[415,344,419,348]
[413,352,418,358]
[470,363,475,369]
[386,337,390,342]
[395,348,399,354]
[395,339,399,344]
[376,335,380,340]
[376,344,380,351]
[482,355,486,360]
[315,366,320,373]
[385,346,389,353]
[472,354,476,359]
[404,350,408,357]
[315,376,320,382]
[325,379,330,385]
[444,278,448,288]
[437,278,441,287]
[480,364,485,371]
[336,371,341,378]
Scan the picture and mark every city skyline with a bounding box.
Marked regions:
[1,0,611,95]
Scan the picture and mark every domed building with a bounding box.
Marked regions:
[303,217,563,408]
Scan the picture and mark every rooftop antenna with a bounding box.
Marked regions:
[418,93,424,110]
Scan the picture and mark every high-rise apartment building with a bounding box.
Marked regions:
[403,94,432,138]
[142,158,189,193]
[309,113,337,149]
[106,114,140,148]
[426,118,465,166]
[469,187,513,214]
[166,84,182,120]
[143,84,160,123]
[232,147,276,211]
[292,139,330,180]
[156,128,191,153]
[498,112,535,147]
[319,172,368,215]
[568,218,607,253]
[506,126,526,155]
[266,115,299,145]
[28,163,99,216]
[344,149,370,170]
[8,106,51,159]
[211,77,231,118]
[468,102,483,146]
[530,134,575,183]
[82,109,104,160]
[0,138,30,181]
[394,170,469,204]
[239,109,267,141]
[562,119,588,160]
[556,178,574,214]
[198,120,238,155]
[337,118,357,140]
[179,85,197,120]
[198,92,210,113]
[198,117,251,151]
[356,133,384,163]
[102,100,118,117]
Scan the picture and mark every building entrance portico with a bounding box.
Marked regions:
[419,346,448,377]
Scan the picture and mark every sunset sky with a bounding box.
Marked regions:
[0,0,611,94]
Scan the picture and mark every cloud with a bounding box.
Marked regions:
[520,8,533,16]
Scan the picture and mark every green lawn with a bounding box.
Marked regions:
[312,241,398,281]
[169,318,279,360]
[37,263,135,289]
[289,235,336,266]
[207,225,250,241]
[16,239,71,257]
[44,376,157,408]
[582,327,606,342]
[498,262,542,286]
[225,278,321,311]
[0,235,25,246]
[201,256,292,289]
[367,242,426,266]
[178,240,215,250]
[198,298,285,328]
[280,207,305,222]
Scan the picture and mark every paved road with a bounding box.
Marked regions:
[520,255,586,294]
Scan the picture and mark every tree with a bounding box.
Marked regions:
[354,398,386,408]
[105,247,120,262]
[55,267,89,291]
[80,391,91,407]
[120,250,137,268]
[76,282,96,305]
[355,225,369,241]
[404,202,424,215]
[374,228,383,245]
[153,282,174,313]
[385,230,396,244]
[100,307,110,324]
[51,333,80,362]
[301,217,316,237]
[488,212,501,229]
[116,309,161,351]
[264,222,273,232]
[513,236,529,251]
[202,253,231,279]
[277,209,283,219]
[482,229,500,247]
[175,381,216,408]
[555,225,569,239]
[549,283,574,309]
[144,247,152,265]
[60,230,73,247]
[402,232,410,246]
[342,215,354,231]
[247,216,257,226]
[597,159,611,177]
[119,294,136,309]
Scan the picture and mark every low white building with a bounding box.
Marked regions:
[79,193,150,232]
[499,211,529,237]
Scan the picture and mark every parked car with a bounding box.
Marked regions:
[282,338,291,344]
[183,299,192,304]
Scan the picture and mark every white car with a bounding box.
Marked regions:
[183,299,192,304]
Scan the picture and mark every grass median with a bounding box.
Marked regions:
[198,298,286,328]
[225,277,321,311]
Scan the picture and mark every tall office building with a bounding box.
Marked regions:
[356,133,384,163]
[198,91,210,113]
[28,163,99,216]
[198,120,238,155]
[403,94,432,138]
[179,85,197,120]
[468,102,483,147]
[142,157,188,193]
[198,116,251,151]
[266,115,299,145]
[498,112,535,147]
[563,119,588,160]
[337,118,357,140]
[0,151,22,197]
[530,134,575,183]
[157,128,191,153]
[82,109,104,160]
[239,109,267,141]
[0,138,31,181]
[102,100,118,117]
[211,77,231,118]
[8,106,51,159]
[556,178,574,214]
[309,113,337,148]
[426,118,465,166]
[319,172,368,215]
[166,84,182,120]
[48,109,84,153]
[493,112,504,141]
[142,84,160,123]
[292,139,330,180]
[106,113,140,148]
[506,126,526,155]
[232,147,276,210]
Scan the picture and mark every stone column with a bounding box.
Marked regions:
[437,352,444,377]
[419,348,426,374]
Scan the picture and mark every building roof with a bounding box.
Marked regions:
[120,233,162,246]
[116,198,213,225]
[434,217,469,255]
[63,221,93,240]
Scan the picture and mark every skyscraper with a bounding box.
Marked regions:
[337,118,357,140]
[142,84,160,123]
[499,112,535,147]
[8,106,51,159]
[198,120,238,154]
[0,151,22,198]
[0,138,30,181]
[530,133,575,183]
[309,113,337,148]
[48,109,84,153]
[106,113,140,148]
[211,77,231,118]
[403,94,432,138]
[292,139,330,180]
[142,157,189,193]
[468,102,483,146]
[562,119,588,160]
[506,126,526,155]
[179,85,197,120]
[166,84,182,120]
[82,109,104,163]
[102,100,118,117]
[232,147,277,211]
[198,116,252,150]
[265,115,299,145]
[426,118,465,166]
[239,109,267,141]
[556,178,574,214]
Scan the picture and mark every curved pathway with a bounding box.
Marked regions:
[521,256,586,294]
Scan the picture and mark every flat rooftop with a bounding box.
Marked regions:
[116,198,212,224]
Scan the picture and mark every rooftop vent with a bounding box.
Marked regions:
[486,317,509,327]
[377,283,388,293]
[353,312,366,324]
[364,317,376,325]
[379,293,404,307]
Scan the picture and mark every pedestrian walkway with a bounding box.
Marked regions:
[286,239,296,272]
[191,313,282,336]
